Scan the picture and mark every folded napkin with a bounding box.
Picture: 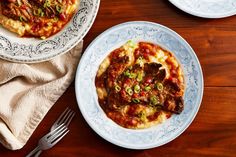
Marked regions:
[0,41,83,150]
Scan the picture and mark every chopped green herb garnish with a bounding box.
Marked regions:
[40,11,44,17]
[137,72,143,82]
[125,87,133,96]
[127,40,136,48]
[155,83,164,91]
[44,0,51,8]
[19,16,24,22]
[124,70,131,77]
[33,10,38,16]
[134,84,141,93]
[136,56,144,65]
[33,8,44,17]
[138,111,146,122]
[132,98,140,103]
[150,96,159,106]
[159,57,165,62]
[129,73,137,79]
[114,85,121,92]
[124,70,137,79]
[53,17,59,22]
[144,86,151,91]
[56,5,63,13]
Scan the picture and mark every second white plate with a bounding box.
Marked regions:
[169,0,236,18]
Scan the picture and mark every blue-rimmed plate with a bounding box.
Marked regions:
[75,21,204,149]
[169,0,236,18]
[0,0,100,63]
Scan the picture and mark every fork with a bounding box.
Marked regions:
[26,124,69,157]
[34,108,75,157]
[50,107,75,131]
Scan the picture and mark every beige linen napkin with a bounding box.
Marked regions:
[0,41,83,150]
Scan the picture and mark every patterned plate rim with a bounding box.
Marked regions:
[169,0,236,18]
[0,0,100,63]
[75,21,204,149]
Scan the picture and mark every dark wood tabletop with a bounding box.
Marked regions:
[1,0,236,156]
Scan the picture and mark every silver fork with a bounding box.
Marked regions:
[26,124,69,157]
[50,107,75,131]
[34,108,75,157]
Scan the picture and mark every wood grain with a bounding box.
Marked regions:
[1,87,236,157]
[1,0,236,156]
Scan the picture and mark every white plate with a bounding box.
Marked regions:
[0,0,100,63]
[169,0,236,18]
[75,21,204,149]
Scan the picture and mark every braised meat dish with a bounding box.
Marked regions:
[0,0,79,39]
[95,41,185,129]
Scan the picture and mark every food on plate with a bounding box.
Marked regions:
[95,41,185,129]
[0,0,79,39]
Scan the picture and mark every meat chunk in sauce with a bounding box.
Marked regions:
[1,0,64,21]
[95,41,185,129]
[106,55,129,88]
[144,63,162,75]
[164,95,184,114]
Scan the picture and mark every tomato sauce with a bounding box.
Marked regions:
[95,41,185,129]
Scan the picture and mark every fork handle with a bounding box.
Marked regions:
[34,150,42,157]
[25,146,40,157]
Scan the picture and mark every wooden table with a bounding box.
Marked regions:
[1,0,236,156]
